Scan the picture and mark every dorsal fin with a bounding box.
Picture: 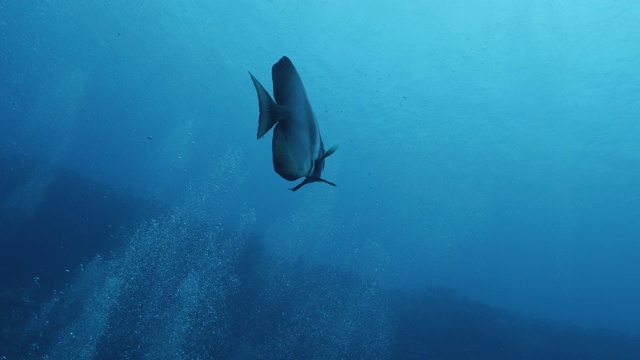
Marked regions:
[249,72,279,139]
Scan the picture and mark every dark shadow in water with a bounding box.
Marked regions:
[1,151,639,359]
[0,151,168,355]
[389,286,640,359]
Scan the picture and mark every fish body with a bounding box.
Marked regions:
[250,56,337,191]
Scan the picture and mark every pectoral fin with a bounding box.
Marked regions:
[324,145,338,158]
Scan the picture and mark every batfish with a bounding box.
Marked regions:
[250,56,337,191]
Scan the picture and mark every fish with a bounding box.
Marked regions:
[249,56,337,191]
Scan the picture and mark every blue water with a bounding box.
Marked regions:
[1,1,640,358]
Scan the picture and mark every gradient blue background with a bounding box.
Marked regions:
[1,0,639,338]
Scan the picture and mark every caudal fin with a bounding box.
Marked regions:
[289,178,311,192]
[249,72,279,139]
[289,177,336,192]
[318,178,337,187]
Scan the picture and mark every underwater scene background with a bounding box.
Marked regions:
[1,1,639,359]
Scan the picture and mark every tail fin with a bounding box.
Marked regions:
[289,177,336,192]
[290,178,311,192]
[249,72,279,139]
[318,178,337,187]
